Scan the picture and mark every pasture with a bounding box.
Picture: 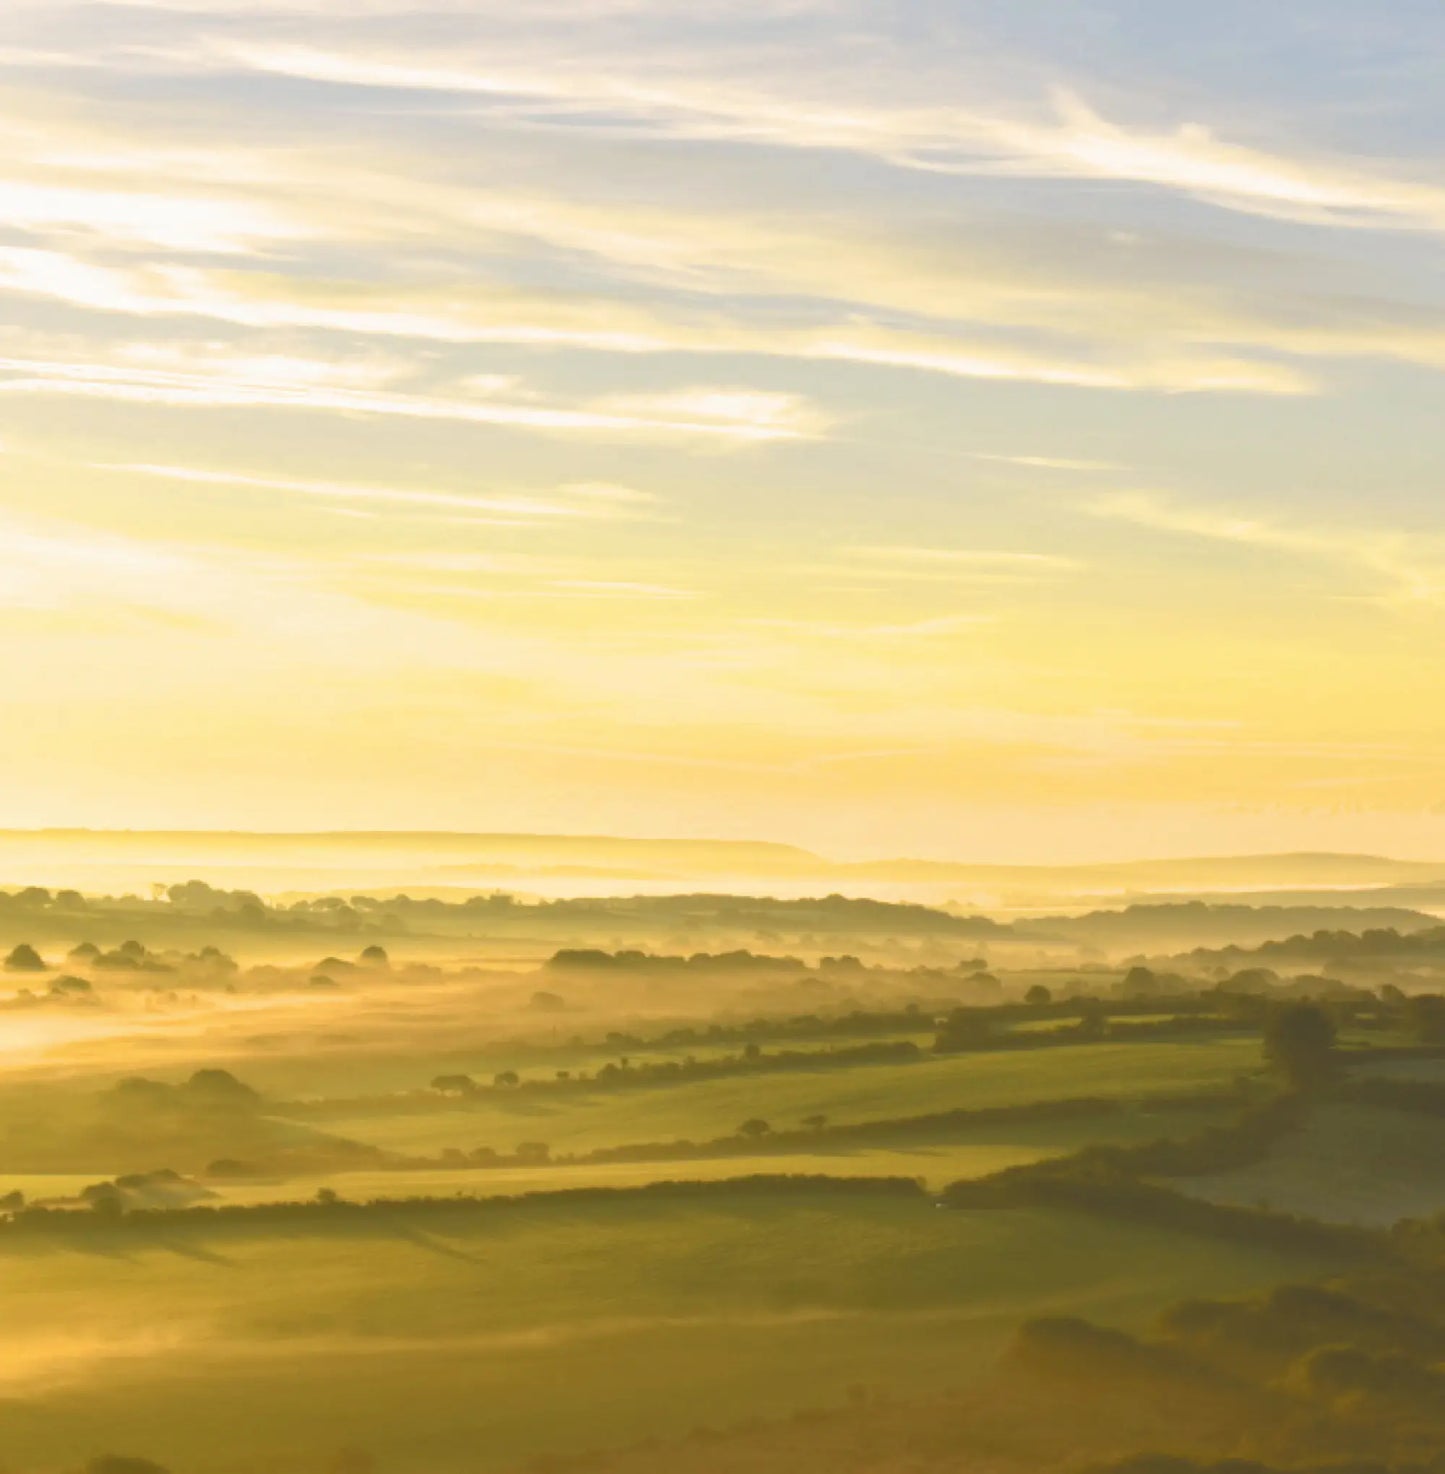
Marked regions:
[6,1101,1215,1205]
[309,1038,1261,1158]
[0,1188,1334,1474]
[1181,1102,1445,1226]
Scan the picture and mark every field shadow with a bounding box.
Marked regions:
[382,1218,484,1263]
[149,1234,237,1267]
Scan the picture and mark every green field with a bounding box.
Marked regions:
[0,1103,1229,1209]
[235,1031,939,1105]
[164,1104,1233,1203]
[0,1189,1334,1474]
[311,1039,1261,1158]
[1182,1102,1445,1226]
[1354,1055,1445,1085]
[0,925,1415,1474]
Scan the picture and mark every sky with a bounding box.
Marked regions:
[0,0,1443,863]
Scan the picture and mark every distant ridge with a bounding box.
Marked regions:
[0,832,1442,901]
[840,850,1445,886]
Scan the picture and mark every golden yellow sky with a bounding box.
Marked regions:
[1,2,1443,861]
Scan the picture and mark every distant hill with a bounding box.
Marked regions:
[1021,901,1441,955]
[842,851,1445,891]
[0,831,1442,907]
[1141,883,1445,911]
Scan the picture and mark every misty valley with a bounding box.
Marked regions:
[0,847,1443,1474]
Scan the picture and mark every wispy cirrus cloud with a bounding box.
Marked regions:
[1088,491,1445,609]
[210,39,1445,233]
[969,453,1123,472]
[0,174,305,253]
[841,545,1081,577]
[0,351,820,442]
[94,461,661,522]
[0,242,1319,398]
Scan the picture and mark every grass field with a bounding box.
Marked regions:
[1182,1102,1445,1226]
[1354,1055,1445,1085]
[151,1029,940,1105]
[0,1189,1335,1474]
[196,1104,1239,1203]
[0,1102,1229,1207]
[310,1038,1261,1158]
[0,968,1388,1474]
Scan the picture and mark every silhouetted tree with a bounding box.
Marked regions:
[1024,984,1053,1006]
[85,1183,125,1219]
[431,1074,476,1097]
[1263,1001,1337,1090]
[1075,1000,1108,1041]
[1229,967,1281,994]
[4,943,44,972]
[1120,965,1160,997]
[1404,993,1445,1044]
[737,1118,772,1139]
[933,1007,993,1052]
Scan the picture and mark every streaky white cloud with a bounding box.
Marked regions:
[0,353,818,442]
[0,175,307,253]
[213,42,1445,233]
[0,244,1321,399]
[590,387,823,437]
[1088,491,1445,609]
[970,453,1123,472]
[97,462,659,520]
[843,545,1081,572]
[968,91,1445,233]
[803,335,1313,396]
